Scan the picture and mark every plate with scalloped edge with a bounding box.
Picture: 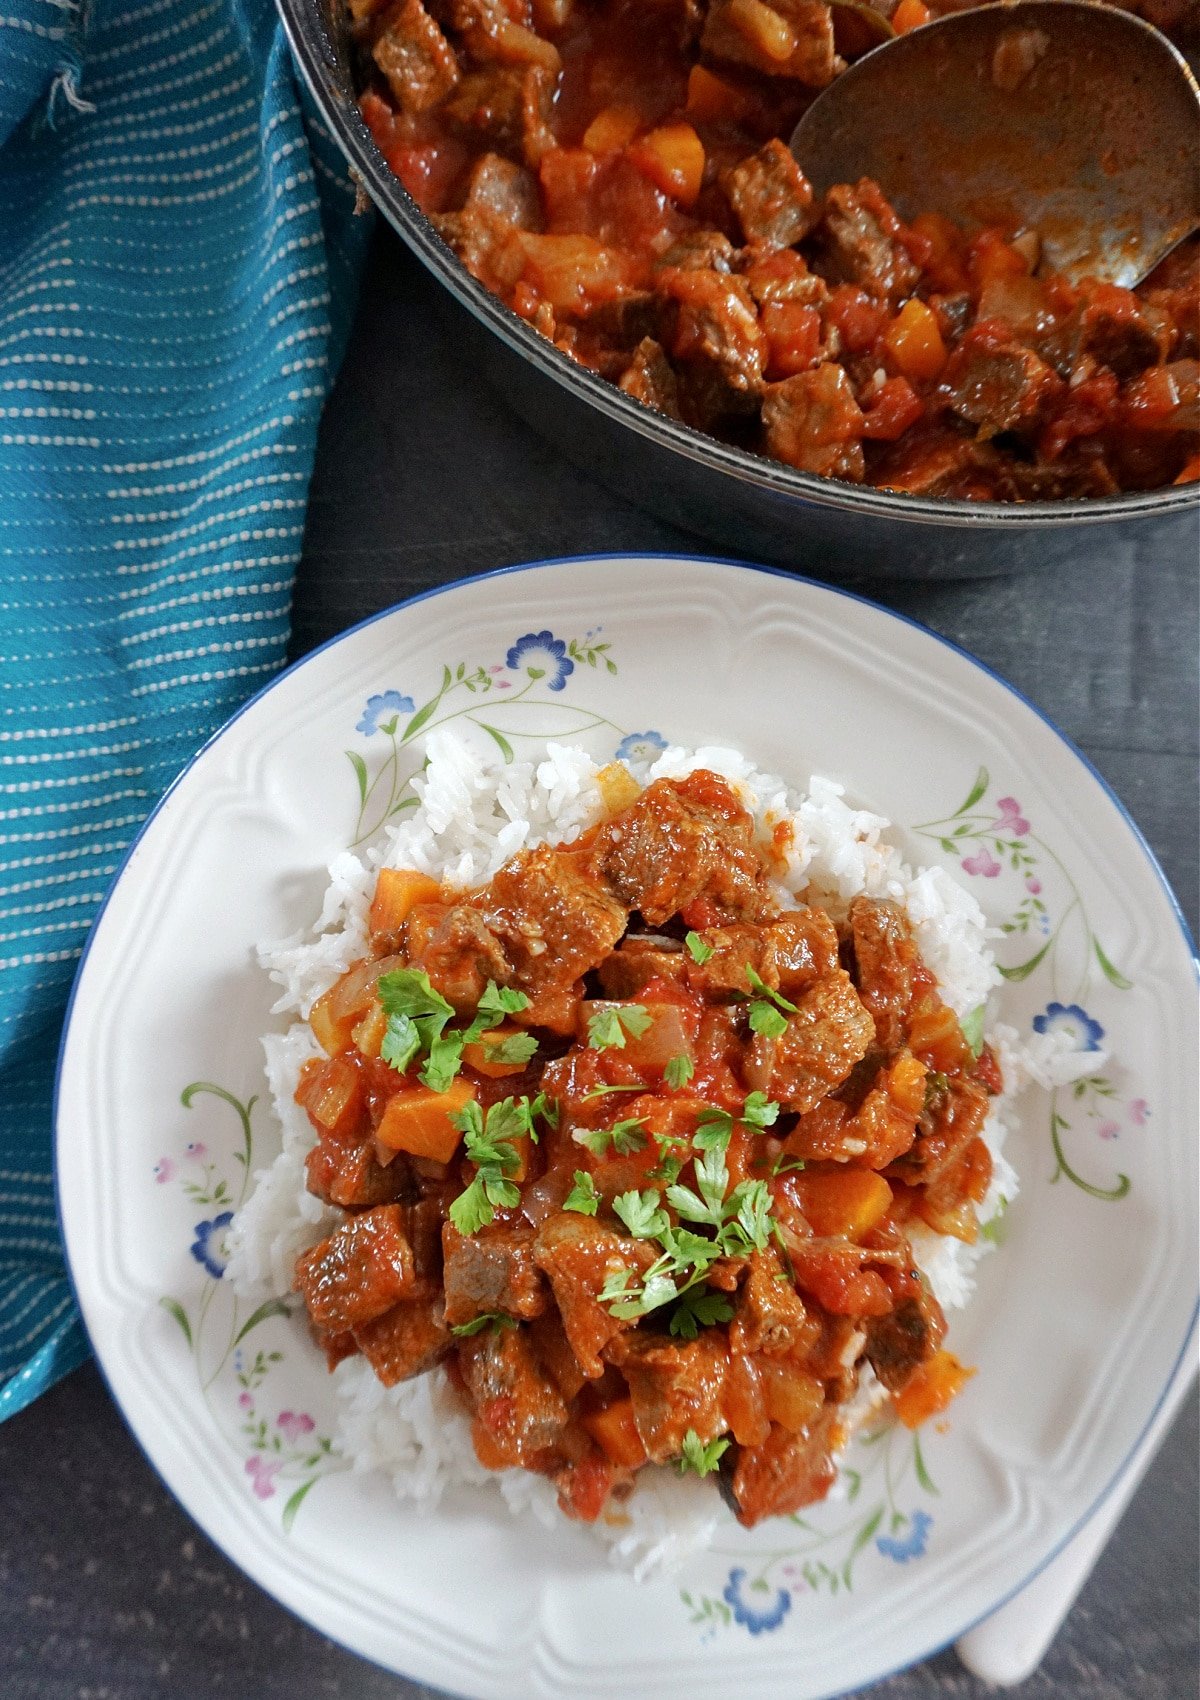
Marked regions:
[56,554,1198,1700]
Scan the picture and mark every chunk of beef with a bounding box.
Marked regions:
[528,1308,589,1401]
[462,151,540,226]
[618,337,683,419]
[433,153,540,292]
[869,424,1009,500]
[584,293,659,349]
[597,933,688,998]
[305,1137,414,1210]
[728,1409,839,1525]
[864,1280,946,1393]
[887,1077,989,1186]
[684,909,839,1000]
[403,1197,447,1280]
[939,325,1062,438]
[846,894,920,1052]
[762,364,866,480]
[533,1211,656,1376]
[730,1250,813,1357]
[405,900,511,1010]
[443,65,556,168]
[606,1331,729,1461]
[372,0,460,113]
[458,1321,569,1465]
[816,180,920,303]
[442,1221,547,1324]
[353,1293,450,1385]
[742,245,829,307]
[721,140,815,249]
[745,968,875,1112]
[657,266,767,396]
[1068,281,1171,380]
[788,1049,924,1168]
[294,1205,418,1334]
[591,772,772,925]
[701,0,837,88]
[474,843,627,1002]
[661,229,739,273]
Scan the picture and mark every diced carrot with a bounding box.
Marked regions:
[582,1397,648,1467]
[892,0,931,31]
[968,228,1030,290]
[375,1079,475,1163]
[352,1001,389,1059]
[461,1026,531,1079]
[790,1168,893,1239]
[295,1054,365,1140]
[888,1050,929,1116]
[894,1349,975,1428]
[686,63,749,124]
[883,298,947,382]
[369,868,443,940]
[626,123,706,209]
[582,104,641,154]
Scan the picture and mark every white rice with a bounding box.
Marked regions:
[226,730,1100,1578]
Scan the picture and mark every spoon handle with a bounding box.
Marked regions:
[955,1322,1198,1686]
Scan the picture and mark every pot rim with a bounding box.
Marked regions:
[281,0,1200,532]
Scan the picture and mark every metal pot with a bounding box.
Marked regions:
[277,0,1198,579]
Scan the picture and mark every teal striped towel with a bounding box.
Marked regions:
[0,0,370,1417]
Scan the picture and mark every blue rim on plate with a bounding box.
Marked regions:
[52,553,1199,1697]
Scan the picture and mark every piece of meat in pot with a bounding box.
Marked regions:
[446,0,562,71]
[762,364,866,480]
[721,139,816,249]
[474,842,628,1002]
[816,179,920,304]
[372,0,460,113]
[728,1408,839,1525]
[745,968,875,1112]
[661,230,739,274]
[606,1330,730,1461]
[845,894,921,1052]
[700,0,837,88]
[684,909,840,1000]
[442,64,556,168]
[433,153,541,291]
[1069,281,1171,380]
[591,772,772,925]
[657,266,767,397]
[442,1221,548,1325]
[618,337,683,419]
[597,933,688,998]
[353,1294,451,1385]
[404,900,511,1009]
[939,324,1062,438]
[533,1211,657,1376]
[458,1320,570,1465]
[294,1204,420,1334]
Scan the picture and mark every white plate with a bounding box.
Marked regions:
[56,555,1198,1700]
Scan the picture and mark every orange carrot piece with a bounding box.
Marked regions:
[791,1168,893,1239]
[369,868,443,940]
[582,1397,648,1467]
[582,105,641,154]
[892,0,931,31]
[626,123,706,208]
[894,1349,976,1428]
[375,1079,475,1163]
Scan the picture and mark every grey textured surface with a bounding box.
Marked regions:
[5,227,1197,1700]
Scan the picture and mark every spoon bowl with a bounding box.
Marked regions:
[791,0,1200,288]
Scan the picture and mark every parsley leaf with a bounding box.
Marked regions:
[723,1178,773,1254]
[563,1170,599,1215]
[664,1053,694,1090]
[745,966,798,1014]
[587,1003,653,1051]
[960,1004,986,1058]
[613,1188,669,1241]
[483,1031,539,1067]
[450,1312,518,1338]
[582,1082,645,1101]
[685,931,714,965]
[676,1428,730,1478]
[749,1000,788,1039]
[477,983,531,1023]
[669,1287,735,1340]
[741,1091,780,1129]
[376,973,530,1092]
[447,1097,527,1236]
[574,1117,649,1157]
[692,1107,733,1153]
[666,1144,728,1228]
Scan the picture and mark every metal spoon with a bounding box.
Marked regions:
[791,0,1200,288]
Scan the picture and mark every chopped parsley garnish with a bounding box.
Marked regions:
[745,966,797,1014]
[741,1091,781,1129]
[574,1117,648,1158]
[563,1170,599,1215]
[748,1000,788,1039]
[449,1312,518,1338]
[483,1031,539,1067]
[587,1003,654,1051]
[922,1069,950,1110]
[960,1004,986,1058]
[676,1429,730,1478]
[685,931,714,965]
[664,1053,694,1090]
[377,973,531,1092]
[448,1096,538,1236]
[582,1082,645,1101]
[612,1188,670,1241]
[669,1287,734,1340]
